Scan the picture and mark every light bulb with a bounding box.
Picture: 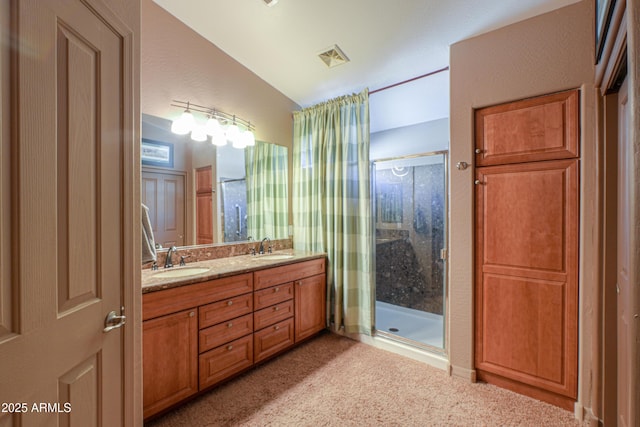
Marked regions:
[205,117,221,135]
[171,109,195,135]
[232,136,247,149]
[241,129,255,147]
[225,123,240,142]
[190,125,207,142]
[210,126,227,146]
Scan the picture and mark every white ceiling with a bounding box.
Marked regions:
[153,0,581,131]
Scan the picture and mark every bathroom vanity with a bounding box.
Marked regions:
[141,252,326,419]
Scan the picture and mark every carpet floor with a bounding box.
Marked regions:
[145,332,587,427]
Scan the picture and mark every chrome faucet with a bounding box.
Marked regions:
[164,246,178,268]
[258,237,271,254]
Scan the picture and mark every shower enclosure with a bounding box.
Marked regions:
[219,178,248,242]
[372,152,447,350]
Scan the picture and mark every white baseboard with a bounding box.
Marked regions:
[449,364,477,382]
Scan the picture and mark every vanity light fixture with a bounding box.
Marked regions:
[170,100,255,149]
[170,103,195,135]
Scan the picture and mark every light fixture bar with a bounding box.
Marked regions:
[170,100,255,131]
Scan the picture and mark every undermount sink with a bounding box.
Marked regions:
[153,266,210,279]
[253,254,295,260]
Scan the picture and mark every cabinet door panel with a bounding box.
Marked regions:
[295,274,327,342]
[143,309,198,418]
[475,90,579,166]
[475,159,578,407]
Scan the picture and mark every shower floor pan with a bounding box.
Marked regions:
[375,300,443,349]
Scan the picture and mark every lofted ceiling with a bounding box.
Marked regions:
[153,0,581,131]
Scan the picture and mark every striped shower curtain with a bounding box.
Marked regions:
[292,89,373,335]
[245,141,289,241]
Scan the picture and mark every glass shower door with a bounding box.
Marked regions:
[373,152,447,350]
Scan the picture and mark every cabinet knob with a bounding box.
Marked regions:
[189,311,195,317]
[475,148,482,154]
[227,345,233,351]
[274,325,280,330]
[475,179,483,185]
[227,322,233,328]
[274,306,279,311]
[296,280,302,286]
[274,287,279,292]
[227,300,233,306]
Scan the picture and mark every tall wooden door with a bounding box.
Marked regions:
[0,0,137,425]
[195,166,214,244]
[616,77,632,427]
[142,170,186,247]
[474,90,579,410]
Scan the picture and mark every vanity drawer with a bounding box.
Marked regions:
[254,300,293,331]
[254,258,325,290]
[199,335,253,390]
[199,314,253,353]
[199,293,252,329]
[143,273,253,321]
[254,318,294,363]
[253,282,293,310]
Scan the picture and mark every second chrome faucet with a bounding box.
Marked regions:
[258,237,271,255]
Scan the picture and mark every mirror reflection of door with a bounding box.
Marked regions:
[196,166,214,244]
[142,169,186,247]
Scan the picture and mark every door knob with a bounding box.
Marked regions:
[103,307,126,333]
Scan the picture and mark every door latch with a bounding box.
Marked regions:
[103,306,126,333]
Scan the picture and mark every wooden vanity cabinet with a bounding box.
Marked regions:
[143,258,326,420]
[143,273,253,419]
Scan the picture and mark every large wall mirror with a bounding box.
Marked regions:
[142,113,289,248]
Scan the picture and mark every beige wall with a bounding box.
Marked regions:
[141,0,299,148]
[449,0,599,419]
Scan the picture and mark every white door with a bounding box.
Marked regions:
[0,0,137,425]
[617,76,632,427]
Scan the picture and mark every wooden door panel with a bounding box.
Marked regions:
[58,355,101,426]
[196,193,214,244]
[475,159,578,405]
[475,90,579,166]
[142,170,185,247]
[479,161,575,281]
[56,22,100,315]
[481,274,566,386]
[196,166,213,193]
[0,0,136,425]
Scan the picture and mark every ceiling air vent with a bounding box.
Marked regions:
[262,0,279,6]
[318,45,350,68]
